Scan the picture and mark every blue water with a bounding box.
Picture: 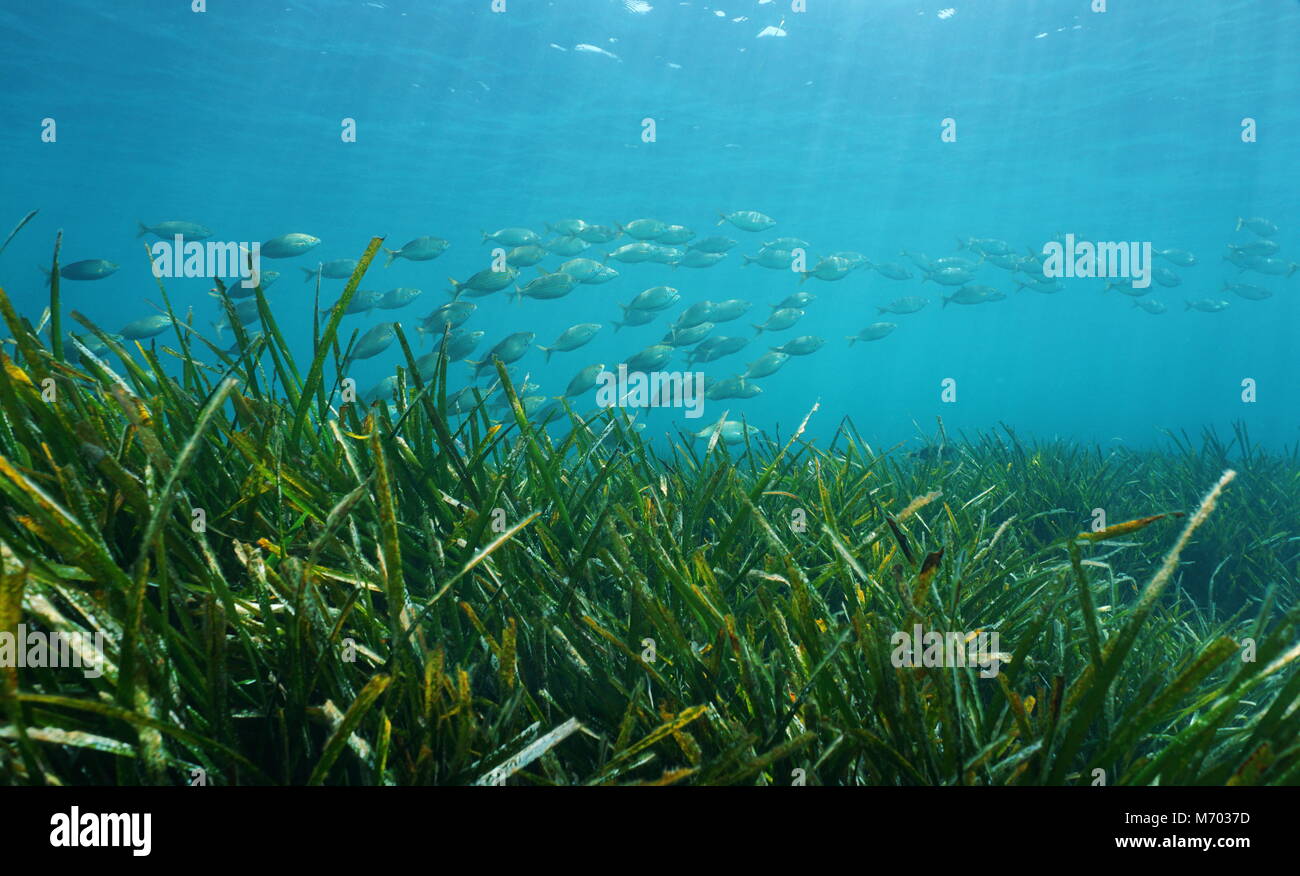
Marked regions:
[3,0,1298,449]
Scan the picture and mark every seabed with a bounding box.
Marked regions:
[0,242,1297,786]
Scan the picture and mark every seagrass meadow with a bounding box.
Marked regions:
[1,244,1299,787]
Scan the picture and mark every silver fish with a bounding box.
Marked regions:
[46,259,118,282]
[545,236,591,256]
[261,233,320,259]
[870,262,913,281]
[513,270,577,302]
[877,297,928,315]
[137,220,211,241]
[384,236,449,266]
[687,336,748,366]
[688,236,737,254]
[802,256,854,283]
[1153,248,1196,267]
[1223,282,1272,301]
[606,242,657,263]
[848,322,896,344]
[577,224,621,244]
[943,285,1002,307]
[482,227,541,247]
[744,350,790,379]
[556,258,605,281]
[379,287,425,310]
[121,314,176,340]
[506,245,548,267]
[752,307,803,334]
[1132,299,1167,315]
[538,323,602,361]
[348,322,398,361]
[419,301,476,335]
[211,300,261,338]
[924,266,976,286]
[957,237,1013,256]
[1235,216,1277,237]
[718,210,775,232]
[470,331,536,377]
[675,301,715,329]
[565,363,607,398]
[741,249,795,270]
[662,322,714,347]
[709,299,752,322]
[624,286,680,312]
[547,219,589,236]
[619,219,668,240]
[770,335,825,356]
[656,225,696,245]
[449,266,518,298]
[773,292,815,310]
[676,251,727,268]
[623,344,673,372]
[613,308,659,331]
[301,259,357,283]
[705,375,759,401]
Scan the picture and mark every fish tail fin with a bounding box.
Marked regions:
[799,272,809,285]
[741,255,753,266]
[751,324,764,336]
[1184,301,1193,311]
[481,230,490,243]
[1234,217,1244,232]
[613,321,624,333]
[300,267,316,282]
[846,336,857,346]
[538,345,552,363]
[956,236,966,250]
[211,321,225,341]
[136,221,150,238]
[717,212,727,226]
[876,307,888,315]
[383,248,399,268]
[942,295,950,308]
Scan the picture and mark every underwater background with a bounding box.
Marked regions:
[3,0,1298,449]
